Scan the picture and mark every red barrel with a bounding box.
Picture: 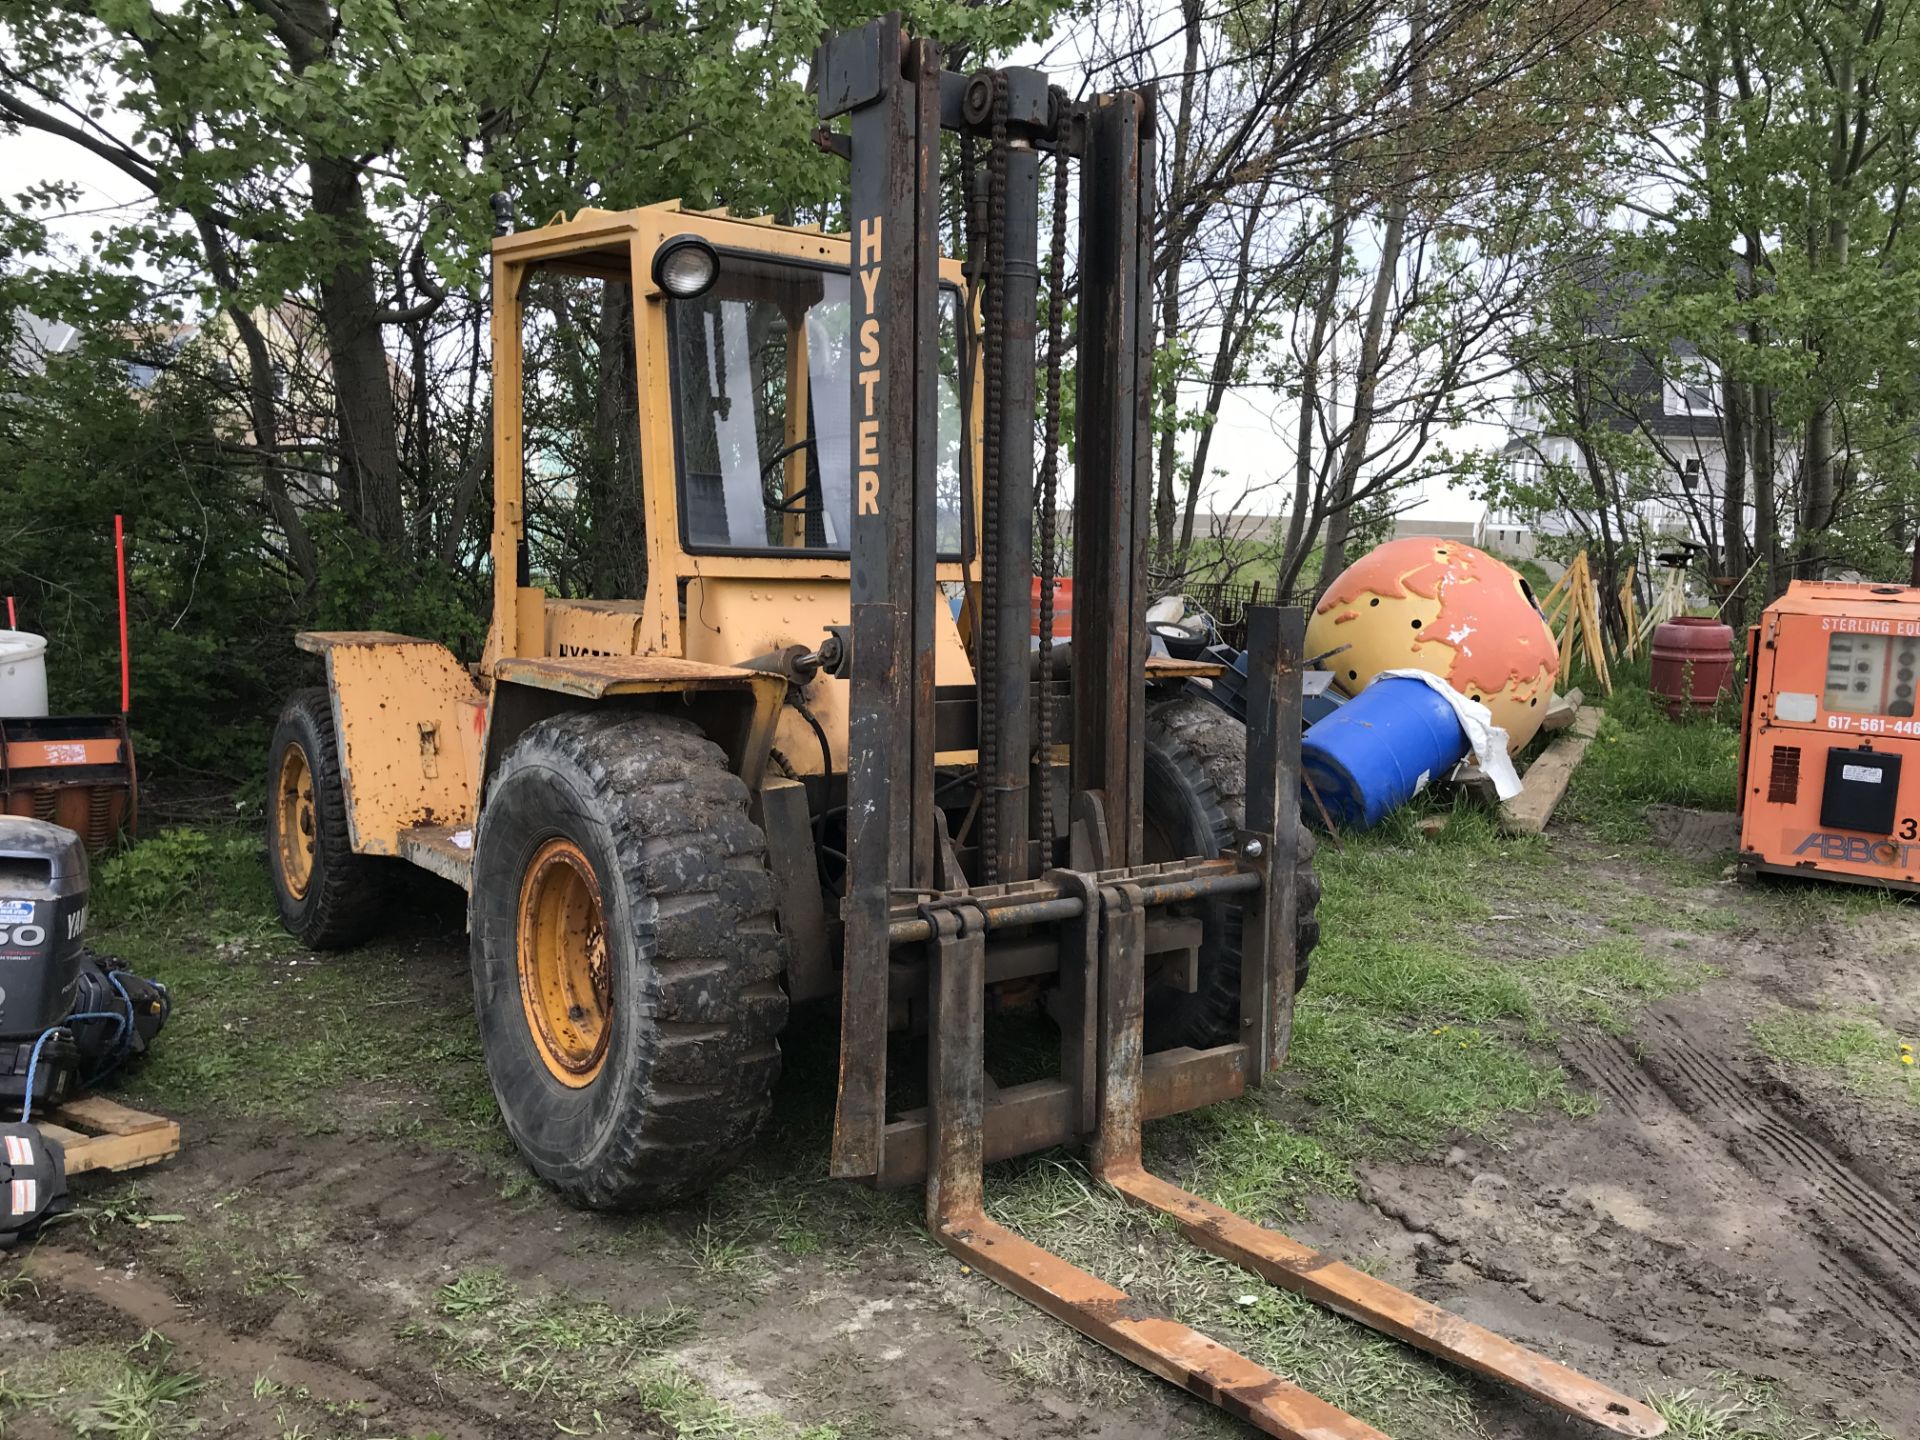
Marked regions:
[1031,577,1072,638]
[1650,616,1735,716]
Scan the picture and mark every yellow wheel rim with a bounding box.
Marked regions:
[516,838,612,1087]
[275,741,317,900]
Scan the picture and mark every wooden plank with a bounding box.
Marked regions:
[32,1095,182,1177]
[58,1094,167,1135]
[62,1123,180,1176]
[1499,707,1602,836]
[1541,687,1584,733]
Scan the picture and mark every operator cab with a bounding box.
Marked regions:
[484,202,982,771]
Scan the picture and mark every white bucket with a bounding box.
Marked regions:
[0,631,50,718]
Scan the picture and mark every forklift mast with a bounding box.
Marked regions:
[815,12,1302,1188]
[806,17,1667,1440]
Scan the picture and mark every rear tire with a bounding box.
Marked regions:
[1142,695,1321,1052]
[470,710,789,1210]
[266,688,387,949]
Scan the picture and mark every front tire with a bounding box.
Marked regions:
[1142,695,1321,1052]
[267,688,387,949]
[470,710,789,1209]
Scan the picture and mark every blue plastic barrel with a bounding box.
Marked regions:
[1300,676,1468,830]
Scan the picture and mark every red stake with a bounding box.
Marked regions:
[115,514,130,713]
[5,595,15,629]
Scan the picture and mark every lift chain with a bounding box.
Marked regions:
[957,132,982,577]
[1035,123,1068,857]
[977,70,1010,882]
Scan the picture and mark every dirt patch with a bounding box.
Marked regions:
[9,1111,1200,1439]
[1644,804,1740,861]
[1291,833,1918,1439]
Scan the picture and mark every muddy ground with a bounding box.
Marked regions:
[0,805,1914,1440]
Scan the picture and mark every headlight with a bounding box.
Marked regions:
[652,236,719,298]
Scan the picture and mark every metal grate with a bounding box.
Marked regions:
[1766,745,1801,804]
[1171,580,1318,650]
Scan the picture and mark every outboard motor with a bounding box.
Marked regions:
[0,817,91,1111]
[0,817,168,1116]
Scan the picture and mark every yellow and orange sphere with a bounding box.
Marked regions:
[1306,538,1559,753]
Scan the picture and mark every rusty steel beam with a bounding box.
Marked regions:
[1099,1166,1668,1438]
[974,68,1049,886]
[821,18,944,1180]
[934,1212,1391,1440]
[883,862,1257,944]
[926,876,1386,1440]
[1070,89,1152,866]
[925,905,987,1228]
[1239,605,1304,1077]
[876,1043,1248,1188]
[1081,832,1666,1436]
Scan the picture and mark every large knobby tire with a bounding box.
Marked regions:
[1141,695,1321,1052]
[267,688,388,949]
[471,710,789,1210]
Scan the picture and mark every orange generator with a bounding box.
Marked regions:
[1739,579,1920,893]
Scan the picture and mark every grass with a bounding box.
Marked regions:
[91,826,509,1168]
[1566,659,1742,844]
[1750,1005,1918,1105]
[0,1333,207,1440]
[1653,1373,1892,1439]
[411,1267,844,1437]
[1256,805,1704,1176]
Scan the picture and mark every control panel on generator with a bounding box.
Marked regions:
[1739,580,1920,893]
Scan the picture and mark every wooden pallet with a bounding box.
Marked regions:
[33,1095,180,1176]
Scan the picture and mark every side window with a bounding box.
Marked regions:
[517,263,645,598]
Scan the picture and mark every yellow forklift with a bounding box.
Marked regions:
[265,18,1662,1436]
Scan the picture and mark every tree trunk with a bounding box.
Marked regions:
[308,150,407,550]
[1705,26,1747,628]
[1751,376,1782,601]
[1721,373,1749,629]
[1176,175,1277,563]
[1315,195,1406,593]
[259,0,407,553]
[1152,0,1204,576]
[190,214,318,589]
[1570,363,1628,647]
[1798,48,1855,581]
[1315,4,1423,596]
[1279,206,1348,599]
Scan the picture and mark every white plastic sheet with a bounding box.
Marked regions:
[1370,668,1524,801]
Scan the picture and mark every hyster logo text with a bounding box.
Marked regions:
[854,216,883,518]
[1792,832,1920,867]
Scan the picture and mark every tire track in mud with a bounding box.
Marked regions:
[22,1247,515,1439]
[1564,1019,1920,1363]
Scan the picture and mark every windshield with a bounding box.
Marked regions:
[667,252,965,555]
